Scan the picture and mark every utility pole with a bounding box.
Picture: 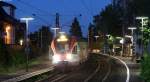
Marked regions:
[128,27,137,58]
[56,13,60,30]
[52,13,60,37]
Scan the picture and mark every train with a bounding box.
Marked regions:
[50,33,88,71]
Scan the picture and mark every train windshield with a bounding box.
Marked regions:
[56,42,69,54]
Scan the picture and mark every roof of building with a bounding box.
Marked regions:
[0,1,19,24]
[0,1,16,9]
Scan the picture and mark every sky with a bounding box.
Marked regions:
[8,0,111,37]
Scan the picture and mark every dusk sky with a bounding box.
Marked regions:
[9,0,111,37]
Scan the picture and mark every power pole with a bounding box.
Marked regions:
[52,13,60,37]
[56,13,60,29]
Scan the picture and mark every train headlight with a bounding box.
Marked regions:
[66,54,72,61]
[52,55,60,64]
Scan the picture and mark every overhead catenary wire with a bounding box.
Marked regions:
[17,0,53,16]
[16,0,85,26]
[32,13,52,26]
[17,9,52,26]
[12,1,52,26]
[80,0,94,16]
[15,0,89,34]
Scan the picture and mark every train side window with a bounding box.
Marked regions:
[72,46,77,54]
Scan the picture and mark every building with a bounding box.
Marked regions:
[0,1,26,45]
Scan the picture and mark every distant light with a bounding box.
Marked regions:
[6,26,11,30]
[94,35,100,38]
[106,34,110,37]
[116,37,122,39]
[5,25,11,44]
[120,38,124,44]
[125,35,132,38]
[19,39,23,46]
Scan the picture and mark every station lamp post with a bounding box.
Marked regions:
[106,34,111,55]
[20,17,34,72]
[116,37,124,56]
[51,27,60,38]
[128,27,137,57]
[136,16,149,56]
[136,16,148,31]
[128,27,137,45]
[94,35,100,53]
[94,35,100,41]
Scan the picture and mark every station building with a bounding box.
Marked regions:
[0,1,26,45]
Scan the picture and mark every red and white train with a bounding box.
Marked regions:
[50,33,88,70]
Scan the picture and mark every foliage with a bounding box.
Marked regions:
[133,0,150,16]
[143,27,150,47]
[93,4,123,36]
[70,17,83,38]
[0,39,12,68]
[39,26,53,52]
[0,40,26,72]
[141,52,150,82]
[29,26,53,53]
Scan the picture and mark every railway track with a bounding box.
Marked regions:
[37,54,111,82]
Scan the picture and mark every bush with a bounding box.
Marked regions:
[141,53,150,82]
[0,40,12,68]
[0,39,27,72]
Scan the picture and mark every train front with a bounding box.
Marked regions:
[51,33,79,69]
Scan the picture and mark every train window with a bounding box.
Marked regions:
[72,46,77,54]
[65,44,69,51]
[56,42,69,53]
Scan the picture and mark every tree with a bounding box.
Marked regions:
[88,23,94,50]
[143,27,150,47]
[93,4,123,36]
[39,26,53,52]
[70,17,83,38]
[29,26,53,54]
[133,0,150,16]
[0,38,12,68]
